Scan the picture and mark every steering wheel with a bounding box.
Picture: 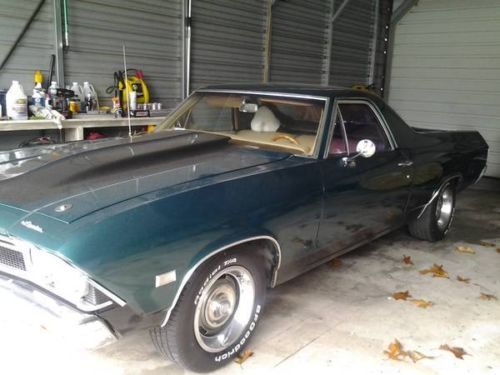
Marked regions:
[272,133,300,146]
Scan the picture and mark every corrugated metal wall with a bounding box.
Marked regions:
[388,0,500,177]
[269,0,329,84]
[65,0,183,109]
[0,1,385,106]
[330,0,377,87]
[189,0,267,90]
[0,0,55,91]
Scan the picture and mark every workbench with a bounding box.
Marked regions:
[0,115,167,142]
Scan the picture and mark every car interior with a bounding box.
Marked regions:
[181,94,326,155]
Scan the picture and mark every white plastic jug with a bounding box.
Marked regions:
[6,81,28,120]
[82,82,99,112]
[70,82,84,101]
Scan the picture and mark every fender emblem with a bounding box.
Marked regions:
[21,220,44,233]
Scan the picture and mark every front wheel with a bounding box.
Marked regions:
[408,182,456,241]
[151,249,267,373]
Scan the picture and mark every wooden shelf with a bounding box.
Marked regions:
[0,116,166,141]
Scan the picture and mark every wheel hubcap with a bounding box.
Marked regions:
[194,266,255,353]
[200,279,237,331]
[436,186,454,231]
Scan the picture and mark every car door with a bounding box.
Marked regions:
[314,99,413,262]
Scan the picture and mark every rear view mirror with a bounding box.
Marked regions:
[239,101,258,113]
[356,139,376,158]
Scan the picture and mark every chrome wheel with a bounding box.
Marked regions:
[194,266,255,353]
[435,186,454,231]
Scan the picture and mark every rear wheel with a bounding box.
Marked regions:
[408,182,456,241]
[151,248,267,373]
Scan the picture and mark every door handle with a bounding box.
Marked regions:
[398,160,413,167]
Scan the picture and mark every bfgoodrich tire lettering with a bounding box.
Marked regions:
[151,248,267,373]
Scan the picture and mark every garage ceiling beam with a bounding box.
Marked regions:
[0,0,47,72]
[331,0,351,24]
[392,0,418,25]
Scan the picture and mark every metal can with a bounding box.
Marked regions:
[69,99,80,113]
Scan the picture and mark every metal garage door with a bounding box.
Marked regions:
[65,0,183,109]
[388,0,500,177]
[0,0,55,90]
[190,0,267,90]
[269,0,329,84]
[329,0,378,87]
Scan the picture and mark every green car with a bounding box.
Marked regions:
[0,85,488,372]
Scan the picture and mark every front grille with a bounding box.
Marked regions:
[84,285,109,306]
[0,244,26,271]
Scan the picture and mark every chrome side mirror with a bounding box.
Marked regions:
[341,139,376,167]
[356,139,376,158]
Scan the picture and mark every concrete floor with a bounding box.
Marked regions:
[1,184,499,375]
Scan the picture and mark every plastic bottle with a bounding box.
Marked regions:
[82,82,99,113]
[34,70,43,86]
[32,82,46,108]
[46,81,59,109]
[49,81,58,97]
[70,82,83,101]
[6,81,28,120]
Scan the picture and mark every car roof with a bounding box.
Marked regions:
[198,83,379,100]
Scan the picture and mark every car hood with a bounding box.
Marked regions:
[0,130,289,223]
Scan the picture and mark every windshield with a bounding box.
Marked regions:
[156,92,327,155]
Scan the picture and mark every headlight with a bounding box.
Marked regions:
[29,248,117,312]
[31,249,90,304]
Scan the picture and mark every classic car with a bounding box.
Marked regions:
[0,84,488,372]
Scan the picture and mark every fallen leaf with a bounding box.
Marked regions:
[403,255,414,265]
[329,258,343,268]
[234,350,254,364]
[479,240,496,247]
[456,245,476,254]
[457,275,470,284]
[384,339,406,361]
[419,264,449,278]
[409,299,433,308]
[392,290,412,301]
[407,350,433,363]
[439,344,468,359]
[479,293,498,301]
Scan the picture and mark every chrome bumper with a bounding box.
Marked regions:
[0,272,117,349]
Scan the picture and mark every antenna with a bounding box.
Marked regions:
[122,44,132,138]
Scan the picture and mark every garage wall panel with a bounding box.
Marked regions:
[0,0,55,91]
[389,0,500,177]
[190,0,267,89]
[269,0,329,84]
[330,0,377,87]
[65,0,182,109]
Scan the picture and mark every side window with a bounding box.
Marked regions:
[328,113,347,155]
[338,103,391,152]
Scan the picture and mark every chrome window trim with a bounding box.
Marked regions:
[323,97,398,159]
[190,89,331,160]
[195,89,329,102]
[161,235,282,327]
